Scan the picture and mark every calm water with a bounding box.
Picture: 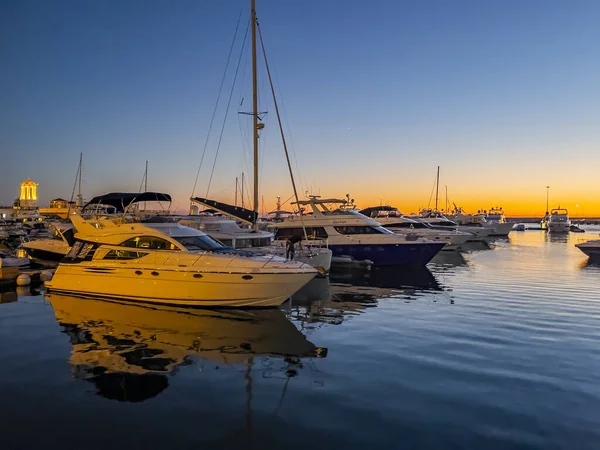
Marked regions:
[1,229,600,449]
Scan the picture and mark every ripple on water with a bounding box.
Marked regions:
[1,230,600,449]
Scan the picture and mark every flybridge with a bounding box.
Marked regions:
[83,192,172,213]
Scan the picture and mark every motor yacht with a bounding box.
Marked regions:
[21,223,74,268]
[413,209,493,241]
[447,207,512,237]
[547,208,571,233]
[267,196,446,266]
[359,206,472,250]
[187,199,332,275]
[45,214,317,307]
[575,239,600,259]
[483,207,514,236]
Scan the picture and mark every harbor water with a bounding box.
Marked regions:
[1,229,600,449]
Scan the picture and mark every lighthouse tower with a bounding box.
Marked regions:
[19,179,38,209]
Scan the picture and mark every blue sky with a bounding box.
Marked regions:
[2,0,600,214]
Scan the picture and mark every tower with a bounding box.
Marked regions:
[19,179,38,208]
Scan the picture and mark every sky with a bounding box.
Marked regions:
[2,0,600,217]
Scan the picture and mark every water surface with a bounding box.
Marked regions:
[1,229,599,449]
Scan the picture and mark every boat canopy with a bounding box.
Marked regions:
[191,197,257,225]
[360,206,402,217]
[292,198,346,205]
[83,192,172,213]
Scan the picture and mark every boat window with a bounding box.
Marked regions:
[387,222,427,229]
[64,241,98,262]
[274,227,328,240]
[333,226,393,235]
[120,236,178,250]
[172,235,224,252]
[103,250,148,260]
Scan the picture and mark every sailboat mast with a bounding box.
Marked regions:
[445,185,448,212]
[77,153,82,200]
[435,166,440,211]
[235,177,238,207]
[144,160,148,211]
[251,0,259,228]
[241,172,245,209]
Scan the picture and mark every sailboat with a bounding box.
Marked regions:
[189,0,332,274]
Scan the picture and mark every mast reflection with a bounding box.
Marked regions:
[47,294,326,402]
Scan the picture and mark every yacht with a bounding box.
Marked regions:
[575,239,600,259]
[267,196,446,266]
[547,208,570,233]
[409,210,493,241]
[45,214,318,307]
[21,223,74,268]
[185,199,333,275]
[483,207,514,236]
[448,207,512,237]
[359,206,472,250]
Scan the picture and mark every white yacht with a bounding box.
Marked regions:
[21,223,73,267]
[359,206,472,250]
[448,208,512,237]
[45,214,317,307]
[547,208,571,233]
[483,207,514,236]
[184,200,333,275]
[410,210,493,241]
[268,196,446,266]
[575,239,600,259]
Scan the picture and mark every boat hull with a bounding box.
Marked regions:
[576,243,600,259]
[22,240,70,267]
[486,222,514,236]
[45,264,316,307]
[548,223,571,233]
[389,229,471,250]
[329,242,445,266]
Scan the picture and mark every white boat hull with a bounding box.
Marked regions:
[46,264,315,307]
[388,228,472,250]
[456,226,492,241]
[548,223,570,233]
[253,244,332,275]
[485,222,514,236]
[0,256,30,268]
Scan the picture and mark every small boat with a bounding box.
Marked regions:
[547,208,571,233]
[21,223,74,267]
[513,224,526,232]
[45,212,317,307]
[0,250,29,268]
[570,224,585,233]
[575,240,600,259]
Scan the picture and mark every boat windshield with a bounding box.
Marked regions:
[333,225,394,235]
[173,235,224,252]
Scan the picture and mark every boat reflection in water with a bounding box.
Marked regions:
[46,294,326,403]
[0,290,18,304]
[430,249,468,268]
[290,265,448,325]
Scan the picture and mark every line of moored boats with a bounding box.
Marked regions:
[0,192,519,307]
